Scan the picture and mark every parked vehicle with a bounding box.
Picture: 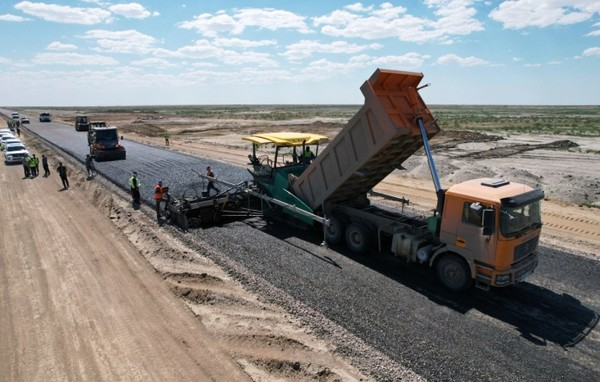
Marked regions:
[0,134,17,143]
[87,125,126,161]
[4,143,29,164]
[39,112,52,122]
[1,138,21,149]
[75,115,90,131]
[174,68,543,292]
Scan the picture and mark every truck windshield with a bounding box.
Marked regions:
[95,129,118,141]
[500,200,542,237]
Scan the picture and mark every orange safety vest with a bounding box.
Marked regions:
[154,184,164,200]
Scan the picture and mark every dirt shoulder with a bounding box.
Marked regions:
[0,132,374,380]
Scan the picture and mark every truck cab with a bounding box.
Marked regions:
[88,125,126,161]
[39,112,52,122]
[75,115,90,131]
[436,178,543,290]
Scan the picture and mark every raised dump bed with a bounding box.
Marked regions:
[291,69,440,211]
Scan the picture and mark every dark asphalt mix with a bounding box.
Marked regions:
[14,115,600,381]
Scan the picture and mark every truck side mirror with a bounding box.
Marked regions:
[482,209,495,236]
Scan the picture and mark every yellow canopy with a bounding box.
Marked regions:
[242,132,328,147]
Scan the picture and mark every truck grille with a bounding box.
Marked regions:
[514,237,538,263]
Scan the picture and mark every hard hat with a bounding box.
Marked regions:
[158,180,163,184]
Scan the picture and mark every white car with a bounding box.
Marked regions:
[1,134,17,143]
[4,143,30,164]
[1,138,21,150]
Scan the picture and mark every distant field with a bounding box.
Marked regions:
[431,105,600,137]
[18,104,600,137]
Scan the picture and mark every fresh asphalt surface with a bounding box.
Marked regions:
[14,115,600,381]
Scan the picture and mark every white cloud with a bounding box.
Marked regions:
[235,8,312,33]
[345,3,374,12]
[371,52,430,68]
[582,47,600,56]
[0,13,29,22]
[436,53,489,66]
[314,1,483,44]
[15,1,112,24]
[33,52,118,66]
[524,63,541,67]
[281,40,382,61]
[298,52,429,81]
[213,38,277,49]
[130,58,176,68]
[108,3,159,19]
[82,29,157,54]
[178,8,311,37]
[157,39,278,68]
[489,0,600,29]
[47,42,77,51]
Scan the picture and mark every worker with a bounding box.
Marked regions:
[154,180,166,220]
[56,162,69,189]
[33,154,39,176]
[84,154,96,177]
[22,155,30,178]
[163,131,170,146]
[303,146,315,164]
[206,166,220,196]
[41,154,50,177]
[29,154,38,177]
[129,171,141,205]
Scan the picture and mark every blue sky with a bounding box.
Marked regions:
[1,1,599,106]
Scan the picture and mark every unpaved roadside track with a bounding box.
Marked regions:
[0,141,251,380]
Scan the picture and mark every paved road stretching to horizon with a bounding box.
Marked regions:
[10,111,600,381]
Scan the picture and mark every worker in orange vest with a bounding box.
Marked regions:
[154,180,166,220]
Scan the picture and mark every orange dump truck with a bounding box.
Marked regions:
[245,69,543,291]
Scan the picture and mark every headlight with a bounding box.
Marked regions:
[495,274,511,286]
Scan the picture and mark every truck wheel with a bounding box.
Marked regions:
[435,254,473,292]
[325,215,344,245]
[345,222,371,254]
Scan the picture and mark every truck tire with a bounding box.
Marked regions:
[325,215,344,245]
[345,222,371,254]
[435,254,473,292]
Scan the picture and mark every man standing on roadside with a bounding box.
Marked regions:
[28,154,37,177]
[33,154,39,176]
[56,162,69,189]
[129,171,141,205]
[163,131,170,146]
[22,155,30,178]
[42,154,50,177]
[85,154,94,177]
